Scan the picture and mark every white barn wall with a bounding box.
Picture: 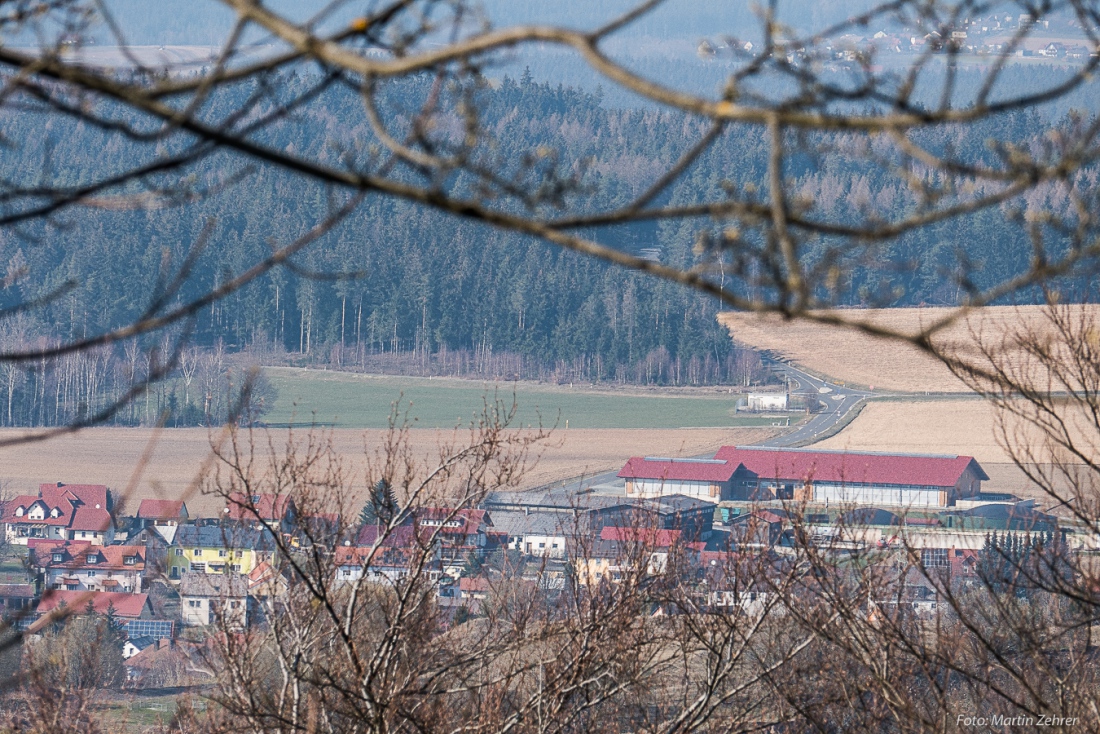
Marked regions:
[628,479,718,502]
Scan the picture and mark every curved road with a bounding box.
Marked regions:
[756,363,873,448]
[548,362,877,495]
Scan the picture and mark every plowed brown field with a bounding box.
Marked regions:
[0,426,775,516]
[719,305,1100,393]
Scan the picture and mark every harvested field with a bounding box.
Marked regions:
[816,400,1013,462]
[719,305,1100,393]
[0,425,775,517]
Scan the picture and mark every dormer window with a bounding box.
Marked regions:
[50,507,60,518]
[124,556,137,565]
[51,553,63,563]
[14,507,23,517]
[86,554,97,564]
[251,495,261,504]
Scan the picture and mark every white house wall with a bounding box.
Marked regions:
[511,533,567,557]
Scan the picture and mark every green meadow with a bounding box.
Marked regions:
[263,368,783,430]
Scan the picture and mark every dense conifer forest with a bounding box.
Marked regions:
[0,67,1090,425]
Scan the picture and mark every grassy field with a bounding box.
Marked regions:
[719,305,1099,393]
[264,368,783,430]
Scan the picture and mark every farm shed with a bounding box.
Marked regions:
[714,446,988,509]
[618,457,737,502]
[743,392,788,412]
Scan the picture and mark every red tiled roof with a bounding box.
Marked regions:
[356,524,420,548]
[2,483,111,530]
[40,483,109,507]
[36,543,145,571]
[599,526,682,547]
[618,457,737,483]
[37,590,149,618]
[69,506,113,532]
[714,447,988,488]
[137,499,186,520]
[226,493,293,523]
[459,577,491,593]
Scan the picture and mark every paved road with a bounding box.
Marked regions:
[754,363,873,448]
[547,363,876,495]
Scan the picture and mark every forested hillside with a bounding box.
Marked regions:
[0,70,1089,425]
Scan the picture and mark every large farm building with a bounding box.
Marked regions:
[619,447,988,509]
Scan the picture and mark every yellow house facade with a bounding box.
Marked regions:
[168,525,277,580]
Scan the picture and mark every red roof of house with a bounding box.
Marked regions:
[36,590,149,618]
[226,493,293,523]
[35,543,145,572]
[713,447,988,488]
[137,499,186,520]
[355,524,420,548]
[599,526,682,547]
[459,577,491,593]
[618,457,737,483]
[1,483,111,532]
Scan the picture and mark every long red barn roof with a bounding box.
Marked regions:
[618,457,737,483]
[713,447,988,488]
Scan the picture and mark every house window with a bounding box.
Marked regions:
[219,550,227,557]
[191,563,206,572]
[87,571,95,577]
[231,564,241,573]
[175,548,183,556]
[552,543,559,549]
[229,601,240,609]
[194,549,203,557]
[189,600,200,608]
[51,553,63,563]
[921,549,948,568]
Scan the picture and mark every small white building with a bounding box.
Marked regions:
[179,572,248,630]
[743,392,788,412]
[490,511,576,558]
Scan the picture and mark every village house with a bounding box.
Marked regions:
[135,499,189,543]
[124,637,216,688]
[179,571,249,629]
[408,508,493,563]
[575,527,683,585]
[345,523,443,583]
[0,583,36,619]
[247,561,288,603]
[1,483,114,546]
[33,540,146,593]
[490,511,576,558]
[168,524,278,580]
[31,589,152,632]
[224,492,297,533]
